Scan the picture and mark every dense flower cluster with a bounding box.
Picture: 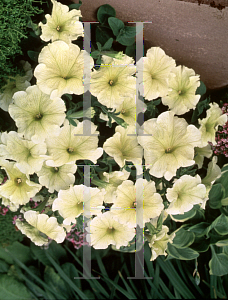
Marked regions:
[0,0,226,261]
[210,103,228,157]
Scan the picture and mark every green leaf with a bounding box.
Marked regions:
[190,236,210,253]
[167,243,199,260]
[125,43,136,58]
[69,1,82,10]
[221,197,228,206]
[27,50,39,62]
[170,206,197,222]
[116,26,136,46]
[157,256,195,299]
[97,4,116,24]
[0,259,9,273]
[215,239,228,247]
[90,50,101,59]
[68,117,77,127]
[108,17,124,37]
[0,274,31,300]
[44,266,71,298]
[30,241,67,267]
[61,263,81,289]
[215,170,228,199]
[45,252,89,299]
[214,214,228,236]
[196,81,206,96]
[191,97,210,123]
[172,227,195,248]
[188,222,209,237]
[96,42,102,51]
[221,163,228,173]
[102,37,113,50]
[0,242,32,265]
[209,183,225,209]
[205,214,228,237]
[209,245,228,276]
[96,26,114,46]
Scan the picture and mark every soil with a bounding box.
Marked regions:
[177,0,227,9]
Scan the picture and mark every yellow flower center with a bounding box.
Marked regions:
[35,113,42,120]
[178,90,182,95]
[107,226,115,234]
[165,148,172,153]
[109,80,114,86]
[132,201,136,208]
[121,109,126,114]
[67,147,74,153]
[15,178,23,185]
[56,25,60,31]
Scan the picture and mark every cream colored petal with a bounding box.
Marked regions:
[37,162,77,193]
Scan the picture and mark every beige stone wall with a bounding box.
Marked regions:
[76,0,228,89]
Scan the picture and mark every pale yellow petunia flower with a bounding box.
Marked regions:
[166,174,207,215]
[162,65,200,115]
[52,185,105,225]
[90,54,136,109]
[16,211,66,246]
[86,211,135,249]
[138,111,202,180]
[136,47,176,100]
[111,179,164,228]
[147,225,175,261]
[34,41,93,99]
[0,160,41,205]
[0,131,47,174]
[37,162,77,193]
[45,119,103,167]
[103,125,143,168]
[39,0,83,44]
[9,85,66,143]
[199,103,228,147]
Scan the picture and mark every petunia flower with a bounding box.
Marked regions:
[0,131,46,174]
[0,160,42,205]
[147,225,175,261]
[110,179,164,228]
[9,85,66,143]
[162,65,200,115]
[103,125,143,168]
[37,162,77,193]
[52,185,105,225]
[34,41,93,99]
[199,103,228,147]
[98,169,131,203]
[16,211,66,246]
[99,96,147,126]
[1,196,19,212]
[194,144,213,169]
[137,111,202,180]
[201,156,221,207]
[39,0,83,44]
[45,119,103,167]
[90,54,136,109]
[0,61,33,111]
[86,211,135,249]
[136,47,176,100]
[166,174,207,215]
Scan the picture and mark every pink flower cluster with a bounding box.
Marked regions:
[210,103,228,157]
[66,224,89,249]
[12,214,23,225]
[0,206,9,216]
